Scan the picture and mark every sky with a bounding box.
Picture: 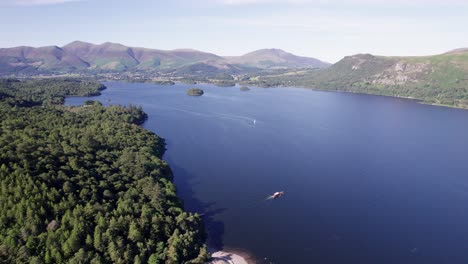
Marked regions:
[0,0,467,62]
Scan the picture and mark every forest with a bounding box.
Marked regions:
[0,79,209,263]
[0,78,106,106]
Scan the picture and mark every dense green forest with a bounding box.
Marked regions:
[0,79,209,263]
[0,78,106,106]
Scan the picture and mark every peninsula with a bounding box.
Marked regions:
[0,78,209,263]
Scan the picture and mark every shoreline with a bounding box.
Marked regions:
[235,83,468,111]
[210,249,258,264]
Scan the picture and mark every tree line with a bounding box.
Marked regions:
[0,79,209,263]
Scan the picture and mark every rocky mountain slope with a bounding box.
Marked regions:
[246,49,468,107]
[311,51,468,106]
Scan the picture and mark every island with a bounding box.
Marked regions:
[214,80,236,87]
[240,86,250,91]
[153,80,175,85]
[187,88,204,96]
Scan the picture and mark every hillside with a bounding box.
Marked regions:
[245,49,468,108]
[0,46,89,73]
[225,48,330,69]
[0,42,328,75]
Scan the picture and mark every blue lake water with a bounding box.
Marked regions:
[66,82,468,264]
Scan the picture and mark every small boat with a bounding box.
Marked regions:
[271,191,284,199]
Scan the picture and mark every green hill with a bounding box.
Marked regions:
[224,48,330,69]
[245,49,468,108]
[63,42,140,71]
[0,46,89,74]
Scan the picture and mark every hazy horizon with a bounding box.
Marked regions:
[1,0,467,63]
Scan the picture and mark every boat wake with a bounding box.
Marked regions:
[157,105,257,126]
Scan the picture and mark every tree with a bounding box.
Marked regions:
[0,78,208,263]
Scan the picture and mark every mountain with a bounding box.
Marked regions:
[313,50,468,96]
[62,41,225,71]
[62,41,139,70]
[444,48,468,55]
[252,48,468,107]
[225,48,330,69]
[0,42,328,74]
[0,45,89,73]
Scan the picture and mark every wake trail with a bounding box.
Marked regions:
[245,196,275,209]
[155,105,258,126]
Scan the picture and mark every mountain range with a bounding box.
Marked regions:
[0,41,330,74]
[2,41,467,108]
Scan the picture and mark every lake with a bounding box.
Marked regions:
[66,82,468,264]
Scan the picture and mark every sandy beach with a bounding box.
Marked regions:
[209,249,256,264]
